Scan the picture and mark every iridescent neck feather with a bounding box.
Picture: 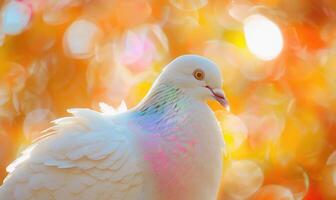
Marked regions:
[136,84,186,115]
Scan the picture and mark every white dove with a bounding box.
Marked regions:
[0,55,229,200]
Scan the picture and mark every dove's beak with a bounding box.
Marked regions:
[206,86,230,112]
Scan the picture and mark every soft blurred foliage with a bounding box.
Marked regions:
[0,0,335,199]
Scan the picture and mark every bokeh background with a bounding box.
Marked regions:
[0,0,335,199]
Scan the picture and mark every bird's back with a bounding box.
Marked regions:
[0,108,145,200]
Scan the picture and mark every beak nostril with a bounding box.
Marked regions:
[204,86,222,97]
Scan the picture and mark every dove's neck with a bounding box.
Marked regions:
[135,83,187,115]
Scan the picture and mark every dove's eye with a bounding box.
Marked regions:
[193,69,204,81]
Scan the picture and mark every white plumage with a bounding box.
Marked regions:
[0,55,228,200]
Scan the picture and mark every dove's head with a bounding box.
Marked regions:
[158,55,229,111]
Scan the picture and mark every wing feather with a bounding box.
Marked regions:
[0,108,144,200]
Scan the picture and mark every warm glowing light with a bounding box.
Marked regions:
[244,14,283,61]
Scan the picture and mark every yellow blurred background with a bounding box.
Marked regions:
[0,0,336,199]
